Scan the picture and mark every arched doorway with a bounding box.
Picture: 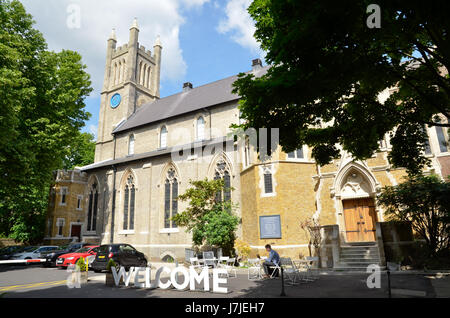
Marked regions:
[333,163,380,243]
[342,198,377,242]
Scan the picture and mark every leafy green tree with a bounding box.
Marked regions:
[63,132,96,170]
[172,179,240,256]
[377,174,450,255]
[0,1,92,243]
[233,0,450,175]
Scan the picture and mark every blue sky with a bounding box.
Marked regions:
[21,0,264,139]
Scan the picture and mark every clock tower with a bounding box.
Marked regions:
[95,18,162,162]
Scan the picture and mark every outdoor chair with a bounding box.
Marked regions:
[247,258,262,280]
[292,259,312,283]
[224,257,237,278]
[217,256,236,278]
[202,251,217,268]
[269,261,281,279]
[189,257,204,273]
[280,257,300,286]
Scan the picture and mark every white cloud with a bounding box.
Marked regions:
[217,0,263,57]
[88,124,98,140]
[21,0,209,96]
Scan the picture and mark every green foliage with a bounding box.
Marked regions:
[377,174,450,255]
[173,179,240,255]
[76,257,87,272]
[233,0,450,175]
[0,1,92,243]
[62,132,96,170]
[106,258,117,272]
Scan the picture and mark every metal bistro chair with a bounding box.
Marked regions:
[292,259,310,283]
[269,260,282,279]
[248,258,262,280]
[202,251,216,268]
[218,256,237,278]
[189,257,204,273]
[280,257,300,286]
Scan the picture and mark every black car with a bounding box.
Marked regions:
[43,242,91,267]
[91,244,147,272]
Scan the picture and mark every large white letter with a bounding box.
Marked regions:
[134,267,146,288]
[112,266,134,287]
[189,267,209,291]
[171,266,190,290]
[213,268,228,293]
[157,266,172,289]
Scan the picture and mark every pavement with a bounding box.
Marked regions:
[1,264,448,298]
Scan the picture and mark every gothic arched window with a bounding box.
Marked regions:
[164,168,178,228]
[196,116,205,141]
[128,134,135,155]
[87,183,98,231]
[123,175,135,230]
[160,126,168,148]
[214,159,231,202]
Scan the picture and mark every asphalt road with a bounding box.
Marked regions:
[0,264,103,293]
[0,264,441,298]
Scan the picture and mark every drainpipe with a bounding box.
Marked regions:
[110,164,117,243]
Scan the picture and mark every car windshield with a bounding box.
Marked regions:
[75,247,91,253]
[21,246,37,252]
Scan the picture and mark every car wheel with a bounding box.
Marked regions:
[140,259,148,267]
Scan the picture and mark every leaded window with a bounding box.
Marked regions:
[123,175,135,230]
[87,183,98,231]
[164,168,178,228]
[214,159,231,202]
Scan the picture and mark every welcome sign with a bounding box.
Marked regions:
[111,266,229,293]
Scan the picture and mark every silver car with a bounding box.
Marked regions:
[10,246,59,260]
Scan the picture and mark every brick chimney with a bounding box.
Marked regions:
[252,58,262,70]
[183,82,193,92]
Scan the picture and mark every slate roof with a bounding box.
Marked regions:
[113,65,269,134]
[79,137,232,171]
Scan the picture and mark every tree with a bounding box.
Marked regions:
[377,174,450,256]
[172,179,240,256]
[62,132,96,170]
[0,1,92,243]
[233,0,450,175]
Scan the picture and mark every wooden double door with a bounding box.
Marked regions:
[343,198,377,242]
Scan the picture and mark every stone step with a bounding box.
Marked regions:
[340,246,379,251]
[339,256,380,262]
[333,266,386,272]
[340,252,379,258]
[339,261,381,267]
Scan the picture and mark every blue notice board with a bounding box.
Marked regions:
[259,215,281,239]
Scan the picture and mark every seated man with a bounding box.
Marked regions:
[262,244,280,278]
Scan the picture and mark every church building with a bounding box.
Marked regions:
[45,19,450,267]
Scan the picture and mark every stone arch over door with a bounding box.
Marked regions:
[332,162,381,242]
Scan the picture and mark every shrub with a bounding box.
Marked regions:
[76,257,87,272]
[106,258,117,273]
[234,239,251,261]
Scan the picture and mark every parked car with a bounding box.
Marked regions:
[10,246,59,260]
[43,242,91,267]
[0,245,25,260]
[56,245,99,268]
[91,244,147,272]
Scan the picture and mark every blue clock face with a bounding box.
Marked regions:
[110,93,121,108]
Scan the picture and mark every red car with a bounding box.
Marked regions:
[56,245,99,268]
